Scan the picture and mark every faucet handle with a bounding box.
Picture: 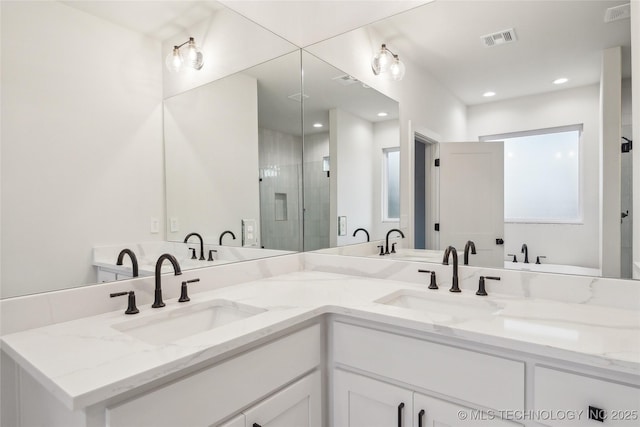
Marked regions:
[507,253,517,263]
[110,291,139,315]
[536,256,546,264]
[377,245,385,256]
[391,242,397,253]
[208,249,218,261]
[476,276,500,296]
[189,248,197,260]
[179,278,200,302]
[418,269,438,290]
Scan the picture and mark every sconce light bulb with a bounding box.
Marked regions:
[389,56,406,81]
[185,38,204,70]
[166,46,183,73]
[371,44,393,75]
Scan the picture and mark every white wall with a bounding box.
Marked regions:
[600,47,622,277]
[162,6,298,98]
[621,78,633,278]
[466,85,601,268]
[305,26,467,248]
[1,1,164,298]
[330,109,375,246]
[371,120,401,241]
[164,73,259,246]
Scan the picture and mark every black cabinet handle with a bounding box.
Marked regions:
[397,402,405,427]
[253,424,261,427]
[418,409,425,427]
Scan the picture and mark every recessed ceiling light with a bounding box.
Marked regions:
[483,91,496,97]
[377,112,388,117]
[553,77,569,85]
[313,123,323,128]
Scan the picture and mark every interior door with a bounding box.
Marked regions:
[438,142,504,267]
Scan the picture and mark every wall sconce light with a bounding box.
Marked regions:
[165,37,204,73]
[371,44,405,81]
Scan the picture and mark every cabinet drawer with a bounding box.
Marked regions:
[106,324,321,427]
[534,366,640,426]
[333,322,524,412]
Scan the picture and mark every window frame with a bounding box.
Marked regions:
[382,146,401,222]
[480,124,584,224]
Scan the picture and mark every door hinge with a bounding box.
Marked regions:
[434,223,440,231]
[434,158,440,167]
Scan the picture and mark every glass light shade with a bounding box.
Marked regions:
[185,38,204,70]
[165,47,183,73]
[389,56,406,81]
[371,45,393,75]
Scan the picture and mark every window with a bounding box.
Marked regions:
[481,125,582,223]
[383,147,400,221]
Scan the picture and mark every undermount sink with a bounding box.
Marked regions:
[112,299,266,345]
[375,289,504,319]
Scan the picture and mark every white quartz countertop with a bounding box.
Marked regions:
[1,270,639,411]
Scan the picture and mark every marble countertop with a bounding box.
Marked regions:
[1,270,639,411]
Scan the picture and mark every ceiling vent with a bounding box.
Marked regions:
[481,28,517,47]
[332,74,359,86]
[604,3,631,23]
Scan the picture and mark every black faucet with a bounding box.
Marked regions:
[153,253,182,308]
[476,276,501,296]
[442,246,460,292]
[116,249,139,277]
[463,240,476,265]
[184,232,205,260]
[521,243,529,264]
[384,228,405,254]
[353,228,370,242]
[219,230,236,245]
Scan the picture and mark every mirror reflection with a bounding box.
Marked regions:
[1,0,300,299]
[301,51,401,251]
[308,0,635,279]
[165,51,304,253]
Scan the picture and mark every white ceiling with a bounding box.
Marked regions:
[363,0,632,105]
[218,0,431,47]
[63,0,632,107]
[61,1,225,41]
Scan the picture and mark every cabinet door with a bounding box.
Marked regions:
[217,413,245,427]
[334,369,413,427]
[244,370,321,427]
[413,392,521,427]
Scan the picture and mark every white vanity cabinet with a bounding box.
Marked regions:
[333,370,521,427]
[10,324,322,427]
[333,369,413,427]
[533,366,640,426]
[218,413,246,427]
[242,369,322,427]
[216,370,321,427]
[104,325,321,427]
[331,321,525,427]
[413,392,521,427]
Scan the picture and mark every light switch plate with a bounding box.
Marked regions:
[338,216,347,236]
[170,217,179,232]
[150,217,159,234]
[242,219,258,247]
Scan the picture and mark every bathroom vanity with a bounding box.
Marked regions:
[1,253,639,427]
